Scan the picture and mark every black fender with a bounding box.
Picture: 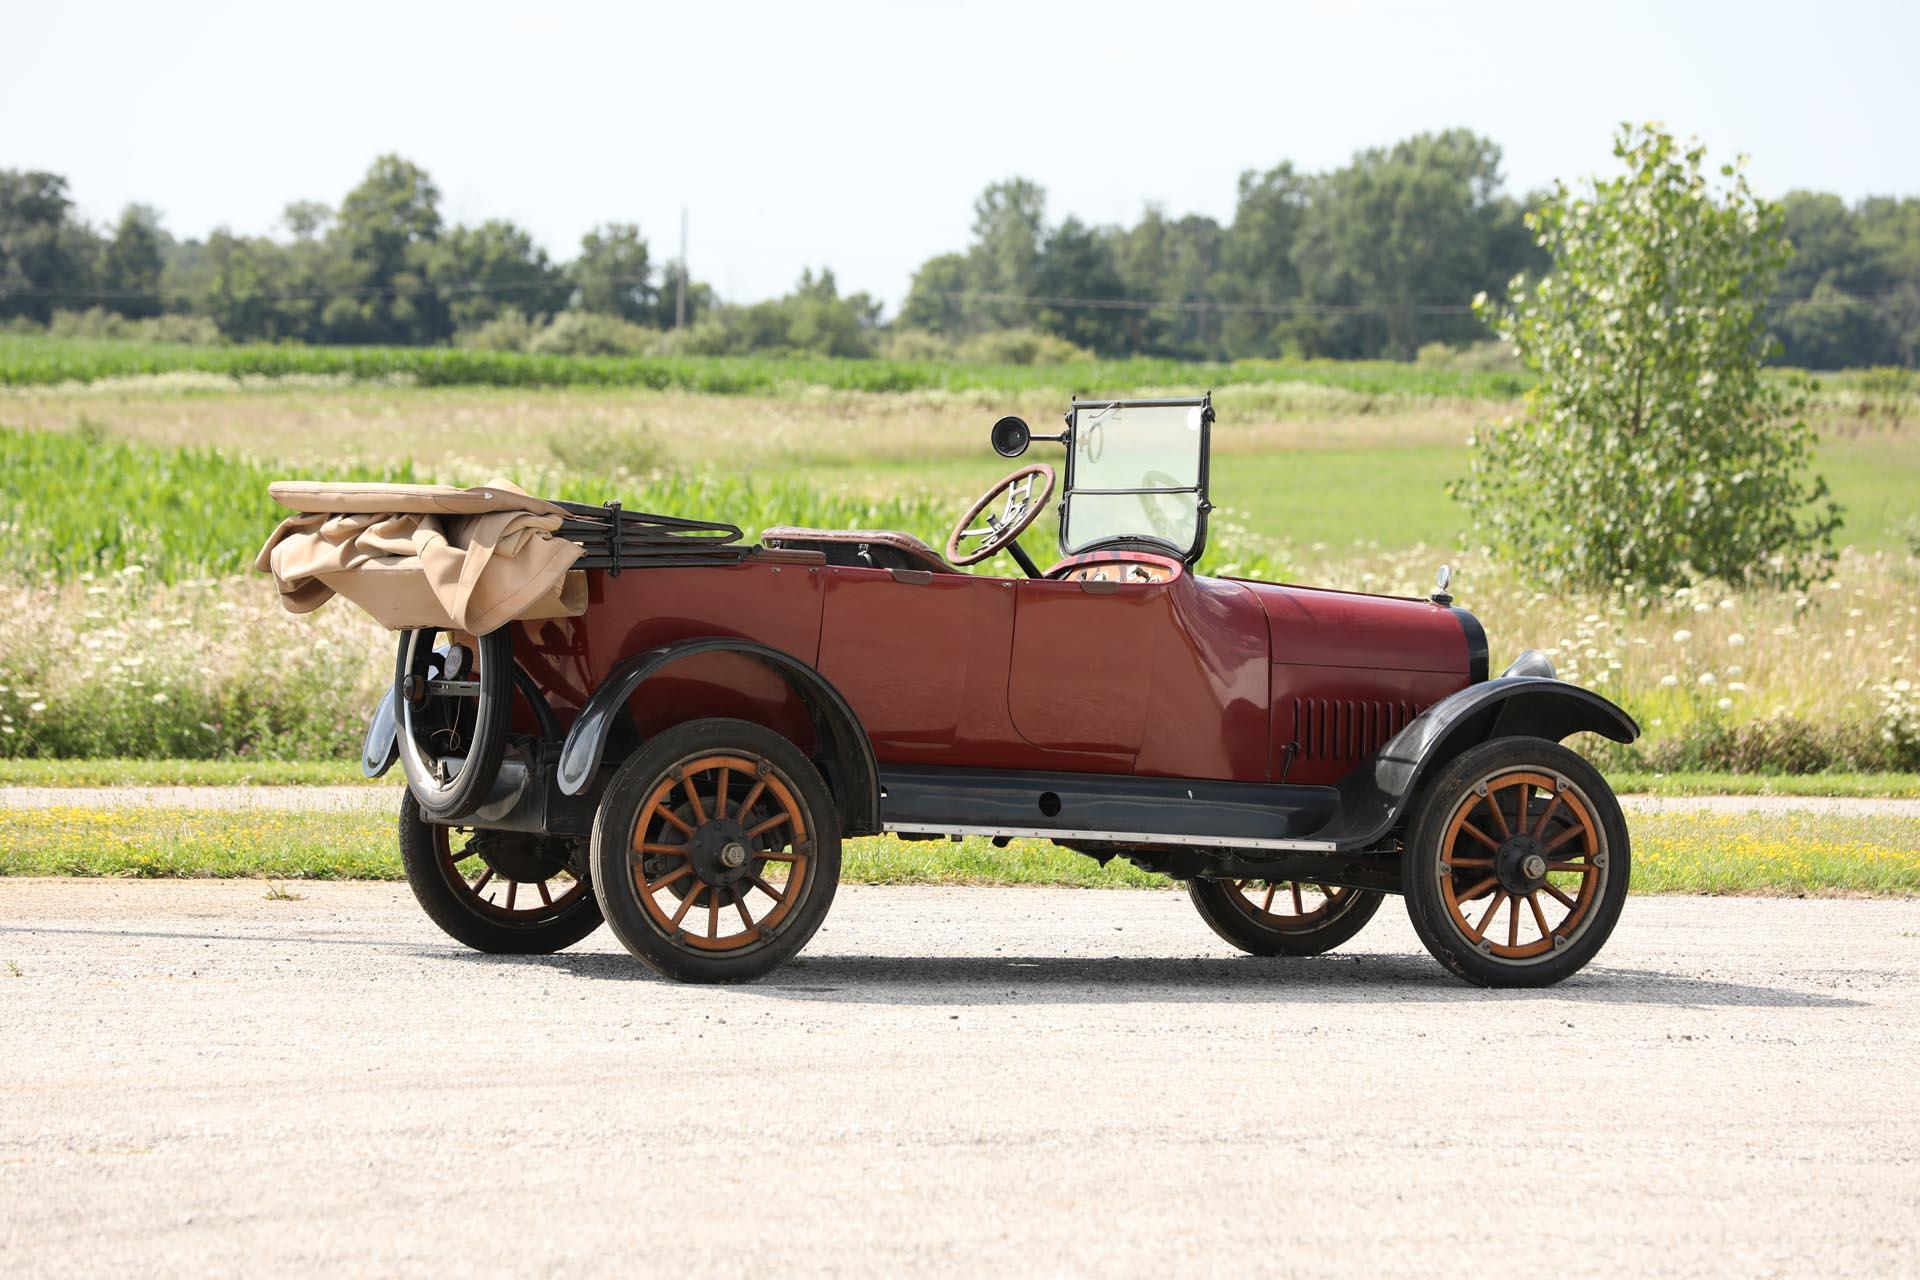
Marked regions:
[555,637,881,836]
[362,686,399,778]
[1314,677,1639,851]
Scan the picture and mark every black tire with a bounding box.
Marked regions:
[591,718,841,983]
[399,791,603,954]
[1402,735,1630,988]
[1189,878,1384,956]
[395,627,512,822]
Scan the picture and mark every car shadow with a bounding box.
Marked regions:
[487,948,1865,1010]
[9,924,1861,1011]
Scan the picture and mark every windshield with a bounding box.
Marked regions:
[1061,399,1209,559]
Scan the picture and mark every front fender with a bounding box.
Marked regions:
[556,637,882,836]
[1314,677,1638,851]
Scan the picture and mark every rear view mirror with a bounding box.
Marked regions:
[991,415,1031,458]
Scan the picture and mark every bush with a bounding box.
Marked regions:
[547,422,667,476]
[528,311,660,357]
[1415,340,1521,373]
[46,308,221,346]
[957,327,1093,365]
[457,309,543,352]
[877,330,959,361]
[1458,124,1843,593]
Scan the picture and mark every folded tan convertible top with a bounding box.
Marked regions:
[256,480,585,634]
[267,480,570,518]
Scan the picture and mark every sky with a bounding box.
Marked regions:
[6,0,1918,311]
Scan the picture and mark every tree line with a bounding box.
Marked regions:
[2,134,1915,367]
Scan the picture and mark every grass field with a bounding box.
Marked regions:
[2,805,1914,895]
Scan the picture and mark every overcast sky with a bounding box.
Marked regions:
[7,0,1917,310]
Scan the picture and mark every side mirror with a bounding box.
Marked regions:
[990,415,1031,458]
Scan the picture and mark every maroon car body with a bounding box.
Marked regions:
[516,550,1473,788]
[373,395,1639,987]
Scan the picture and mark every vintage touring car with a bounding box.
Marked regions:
[286,395,1638,987]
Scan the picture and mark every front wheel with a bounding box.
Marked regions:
[591,718,841,983]
[1402,736,1630,988]
[1188,878,1384,956]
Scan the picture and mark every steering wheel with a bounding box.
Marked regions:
[946,463,1055,567]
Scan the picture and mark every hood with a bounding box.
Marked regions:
[1235,580,1483,679]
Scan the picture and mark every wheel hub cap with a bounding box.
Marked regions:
[688,818,757,888]
[1496,833,1550,895]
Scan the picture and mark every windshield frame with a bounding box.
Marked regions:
[1056,394,1214,564]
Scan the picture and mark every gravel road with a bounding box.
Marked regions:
[1,880,1915,1277]
[5,784,1920,818]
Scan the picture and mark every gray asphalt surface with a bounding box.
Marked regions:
[1,880,1916,1277]
[6,783,1920,817]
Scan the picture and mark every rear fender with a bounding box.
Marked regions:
[557,637,881,836]
[362,686,399,778]
[1314,677,1639,851]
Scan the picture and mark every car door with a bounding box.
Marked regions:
[1007,576,1167,757]
[815,565,1019,761]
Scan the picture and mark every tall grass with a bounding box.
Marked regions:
[0,425,409,581]
[0,425,1281,585]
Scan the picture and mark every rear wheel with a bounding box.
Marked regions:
[591,718,841,983]
[1188,878,1384,956]
[399,791,603,954]
[1402,736,1630,987]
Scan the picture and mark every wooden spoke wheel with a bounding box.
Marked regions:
[592,718,841,983]
[398,791,603,954]
[1188,876,1383,956]
[1403,736,1630,987]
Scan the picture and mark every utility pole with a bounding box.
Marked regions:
[675,207,687,330]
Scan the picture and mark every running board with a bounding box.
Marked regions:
[877,765,1339,852]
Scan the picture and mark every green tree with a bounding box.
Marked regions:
[100,205,169,319]
[1294,130,1514,358]
[1214,163,1313,357]
[782,267,879,357]
[281,200,333,242]
[429,219,565,330]
[0,170,98,322]
[324,155,444,343]
[571,222,655,323]
[1034,217,1127,353]
[966,178,1046,329]
[1110,208,1224,356]
[197,230,292,340]
[898,252,970,334]
[1458,124,1842,593]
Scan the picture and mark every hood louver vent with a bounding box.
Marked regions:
[1294,698,1420,760]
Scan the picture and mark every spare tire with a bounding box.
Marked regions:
[394,626,513,821]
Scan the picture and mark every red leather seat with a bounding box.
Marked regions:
[759,527,958,574]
